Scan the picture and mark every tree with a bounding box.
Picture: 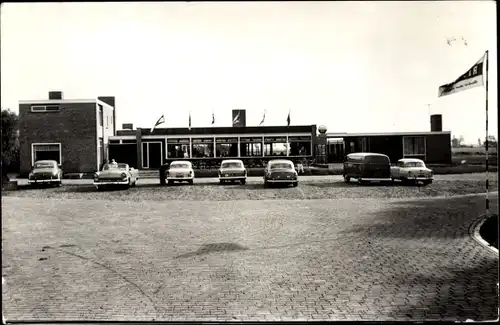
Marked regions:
[1,109,20,182]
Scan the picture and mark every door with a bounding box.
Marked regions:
[148,143,162,169]
[142,142,162,169]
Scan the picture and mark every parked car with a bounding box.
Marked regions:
[343,152,391,184]
[219,159,247,184]
[28,160,63,187]
[93,162,139,190]
[390,158,433,185]
[264,159,298,187]
[166,160,194,185]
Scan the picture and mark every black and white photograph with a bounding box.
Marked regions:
[1,1,498,322]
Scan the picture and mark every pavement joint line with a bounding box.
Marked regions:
[469,214,499,256]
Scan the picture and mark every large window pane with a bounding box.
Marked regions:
[264,136,287,157]
[192,139,214,158]
[289,141,312,156]
[167,140,190,159]
[240,137,262,157]
[215,138,238,157]
[404,136,425,156]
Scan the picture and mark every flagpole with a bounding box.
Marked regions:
[485,50,489,215]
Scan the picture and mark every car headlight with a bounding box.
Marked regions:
[121,173,127,179]
[189,170,193,177]
[94,173,99,180]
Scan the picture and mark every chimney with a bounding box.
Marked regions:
[49,91,63,100]
[430,114,442,132]
[232,109,246,127]
[122,123,133,130]
[98,96,116,135]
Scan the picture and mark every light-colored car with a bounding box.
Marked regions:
[390,158,433,185]
[93,163,139,190]
[28,160,63,187]
[264,159,298,187]
[219,159,247,184]
[166,160,194,185]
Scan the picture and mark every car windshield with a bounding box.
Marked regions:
[404,162,425,168]
[221,162,243,169]
[171,163,190,169]
[103,164,127,171]
[34,162,55,168]
[270,163,292,169]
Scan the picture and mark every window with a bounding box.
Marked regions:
[170,163,191,169]
[405,161,425,168]
[240,138,262,157]
[403,136,425,157]
[98,105,103,126]
[31,105,60,112]
[289,136,312,156]
[32,143,61,165]
[264,137,287,156]
[215,138,238,157]
[167,139,190,158]
[221,161,243,169]
[270,162,293,169]
[192,138,214,158]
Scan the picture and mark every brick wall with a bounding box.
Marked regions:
[19,102,98,175]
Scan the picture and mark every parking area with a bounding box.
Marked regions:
[2,173,499,321]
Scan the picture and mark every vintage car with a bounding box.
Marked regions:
[264,159,298,187]
[390,158,434,185]
[219,159,247,184]
[166,160,194,185]
[28,160,63,187]
[343,152,392,184]
[93,163,139,190]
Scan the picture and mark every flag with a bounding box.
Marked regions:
[233,112,240,124]
[188,112,192,130]
[212,111,215,125]
[287,111,291,127]
[259,111,266,126]
[438,52,486,98]
[150,115,165,133]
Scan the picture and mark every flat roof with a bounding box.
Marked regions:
[19,99,114,109]
[116,125,315,136]
[326,131,451,137]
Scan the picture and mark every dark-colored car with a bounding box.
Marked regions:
[343,152,391,184]
[264,159,298,187]
[28,160,63,187]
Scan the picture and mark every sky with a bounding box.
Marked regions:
[1,1,497,144]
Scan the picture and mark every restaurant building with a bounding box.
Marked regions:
[108,109,317,170]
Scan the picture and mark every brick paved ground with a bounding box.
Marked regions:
[2,188,498,321]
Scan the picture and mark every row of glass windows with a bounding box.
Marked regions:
[166,141,312,158]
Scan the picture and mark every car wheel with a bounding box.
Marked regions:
[96,185,102,191]
[241,179,246,185]
[264,181,269,188]
[219,179,224,184]
[188,179,194,185]
[167,180,173,186]
[343,175,350,183]
[57,180,62,187]
[292,181,298,187]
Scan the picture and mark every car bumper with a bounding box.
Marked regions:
[360,178,392,182]
[93,180,128,187]
[408,177,433,181]
[267,179,297,183]
[219,176,246,180]
[28,179,59,184]
[167,176,194,181]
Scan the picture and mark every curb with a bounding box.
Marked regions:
[469,214,499,256]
